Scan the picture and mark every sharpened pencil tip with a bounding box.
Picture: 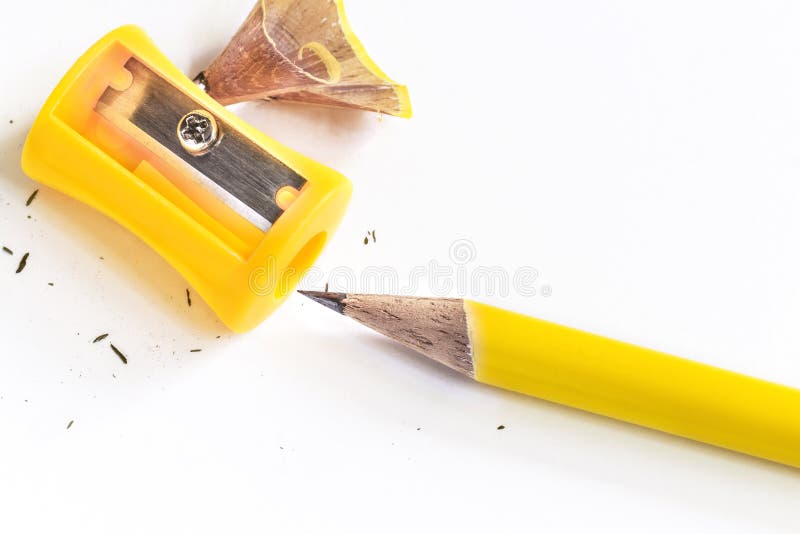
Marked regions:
[298,291,347,314]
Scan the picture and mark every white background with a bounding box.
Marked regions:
[1,0,800,532]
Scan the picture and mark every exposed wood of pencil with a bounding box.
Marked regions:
[299,292,473,376]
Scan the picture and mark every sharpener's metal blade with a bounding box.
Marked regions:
[95,58,306,231]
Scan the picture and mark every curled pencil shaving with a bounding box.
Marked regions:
[200,0,411,117]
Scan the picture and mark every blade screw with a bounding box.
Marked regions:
[177,110,218,155]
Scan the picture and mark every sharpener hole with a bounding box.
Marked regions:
[277,232,327,298]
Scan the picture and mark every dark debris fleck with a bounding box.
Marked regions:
[15,252,29,273]
[25,189,39,207]
[110,344,128,364]
[93,333,109,343]
[2,246,12,255]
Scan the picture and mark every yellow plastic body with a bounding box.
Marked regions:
[21,26,351,332]
[466,300,800,468]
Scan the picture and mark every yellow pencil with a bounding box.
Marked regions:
[300,292,800,468]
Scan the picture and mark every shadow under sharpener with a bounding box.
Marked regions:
[20,25,352,332]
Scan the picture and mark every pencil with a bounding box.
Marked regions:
[299,291,800,468]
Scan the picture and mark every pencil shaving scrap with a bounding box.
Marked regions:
[201,0,412,117]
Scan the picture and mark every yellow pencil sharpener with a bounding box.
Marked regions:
[21,26,352,332]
